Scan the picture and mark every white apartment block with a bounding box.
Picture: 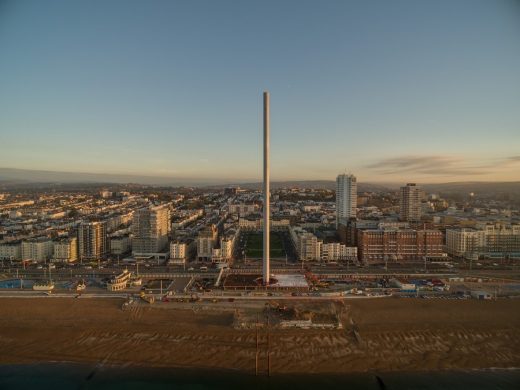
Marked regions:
[321,242,357,262]
[336,174,357,227]
[290,226,357,262]
[132,204,170,256]
[170,242,187,264]
[290,227,320,261]
[52,237,78,263]
[446,229,486,257]
[22,238,54,262]
[300,233,321,261]
[447,224,520,258]
[0,241,22,261]
[211,230,237,264]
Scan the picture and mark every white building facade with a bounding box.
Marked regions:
[336,174,357,227]
[22,238,54,262]
[170,242,187,264]
[132,204,170,256]
[0,241,22,261]
[53,237,78,263]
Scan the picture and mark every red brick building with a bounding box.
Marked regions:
[357,229,444,264]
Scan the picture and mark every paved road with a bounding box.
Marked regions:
[0,290,388,301]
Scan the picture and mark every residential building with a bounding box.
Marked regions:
[446,224,520,259]
[321,242,357,262]
[357,228,445,264]
[336,174,357,227]
[212,229,238,263]
[481,223,520,257]
[400,183,422,222]
[290,227,320,261]
[197,224,218,260]
[229,203,258,216]
[52,237,78,263]
[0,241,22,261]
[78,221,107,261]
[446,229,486,258]
[132,204,170,256]
[22,237,54,262]
[170,241,187,264]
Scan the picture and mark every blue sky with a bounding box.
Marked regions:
[1,0,519,183]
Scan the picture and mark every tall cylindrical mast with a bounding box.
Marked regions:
[263,91,270,285]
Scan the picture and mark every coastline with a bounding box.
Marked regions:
[0,297,519,375]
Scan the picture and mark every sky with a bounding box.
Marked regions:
[0,0,519,184]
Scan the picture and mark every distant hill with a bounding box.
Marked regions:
[421,181,520,196]
[1,168,518,195]
[0,168,392,191]
[212,180,393,192]
[0,167,226,187]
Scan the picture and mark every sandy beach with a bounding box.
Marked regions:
[0,297,518,374]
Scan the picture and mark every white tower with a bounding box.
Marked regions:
[263,91,270,285]
[336,173,357,227]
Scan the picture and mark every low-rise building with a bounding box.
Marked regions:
[229,203,258,216]
[321,242,357,262]
[446,224,520,259]
[52,237,78,263]
[239,217,290,231]
[0,241,22,261]
[357,228,445,264]
[169,241,187,265]
[446,228,486,258]
[107,270,132,291]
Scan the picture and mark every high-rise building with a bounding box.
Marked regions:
[197,224,218,261]
[336,174,357,227]
[400,183,422,222]
[131,204,170,256]
[78,221,107,261]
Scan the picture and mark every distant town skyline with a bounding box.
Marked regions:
[1,0,519,183]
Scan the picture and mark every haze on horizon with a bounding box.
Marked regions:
[1,0,519,183]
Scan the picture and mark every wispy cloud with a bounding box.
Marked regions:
[366,155,520,177]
